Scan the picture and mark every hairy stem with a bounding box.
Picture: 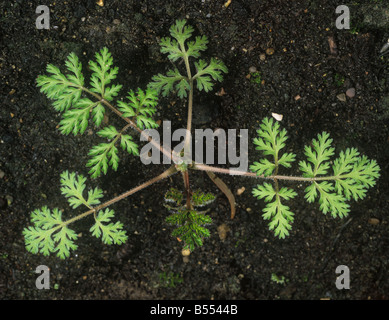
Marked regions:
[193,163,340,182]
[61,165,178,228]
[79,86,178,163]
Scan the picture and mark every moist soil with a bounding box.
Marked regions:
[1,0,389,300]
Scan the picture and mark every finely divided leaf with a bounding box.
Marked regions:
[87,142,119,178]
[186,35,209,58]
[193,58,228,92]
[166,209,212,252]
[169,19,194,46]
[251,117,296,176]
[252,183,297,239]
[120,134,139,156]
[90,208,128,245]
[60,171,88,209]
[23,206,78,259]
[118,88,160,127]
[299,132,335,177]
[89,47,121,100]
[37,53,84,112]
[149,69,186,97]
[59,98,99,135]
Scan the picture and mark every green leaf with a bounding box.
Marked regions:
[136,115,159,130]
[169,19,194,48]
[186,35,209,58]
[87,142,119,178]
[193,58,228,92]
[250,159,276,177]
[191,190,216,207]
[60,171,88,209]
[251,117,296,176]
[90,208,128,245]
[92,102,105,128]
[262,199,294,239]
[148,69,186,97]
[120,134,139,156]
[252,183,296,239]
[97,125,119,139]
[23,206,78,259]
[159,19,195,62]
[252,182,277,202]
[299,132,335,177]
[160,37,184,62]
[88,47,120,99]
[59,98,98,135]
[60,171,103,209]
[117,100,135,118]
[37,52,84,112]
[314,181,350,218]
[164,188,184,206]
[166,209,212,252]
[117,88,160,128]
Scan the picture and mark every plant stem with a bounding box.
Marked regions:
[81,86,178,163]
[62,165,178,227]
[193,163,339,182]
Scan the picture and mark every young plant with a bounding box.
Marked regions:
[249,117,380,238]
[24,19,380,261]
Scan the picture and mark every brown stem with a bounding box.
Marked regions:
[62,165,178,227]
[193,163,335,182]
[206,171,236,219]
[82,87,181,163]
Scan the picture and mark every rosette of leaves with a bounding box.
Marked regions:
[23,171,127,259]
[251,117,380,239]
[148,19,227,98]
[36,47,159,178]
[164,188,215,251]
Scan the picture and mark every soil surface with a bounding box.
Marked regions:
[1,0,388,300]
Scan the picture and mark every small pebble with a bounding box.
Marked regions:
[346,88,355,98]
[236,187,245,195]
[249,66,257,73]
[368,218,380,225]
[217,223,230,240]
[181,248,191,256]
[336,93,347,102]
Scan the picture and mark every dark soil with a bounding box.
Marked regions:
[1,0,388,300]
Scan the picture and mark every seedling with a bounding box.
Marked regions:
[23,20,380,260]
[158,271,184,288]
[271,273,287,285]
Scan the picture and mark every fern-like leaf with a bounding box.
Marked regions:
[299,133,380,218]
[88,47,122,100]
[23,206,78,259]
[60,171,103,208]
[117,88,160,128]
[250,117,296,177]
[166,209,212,251]
[252,183,297,238]
[299,132,334,177]
[148,69,187,98]
[90,208,128,245]
[193,58,228,92]
[37,52,84,112]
